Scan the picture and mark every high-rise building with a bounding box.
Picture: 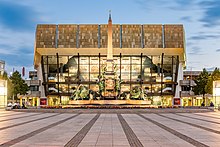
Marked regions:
[34,15,186,106]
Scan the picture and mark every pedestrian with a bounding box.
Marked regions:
[22,102,25,109]
[210,101,214,107]
[201,102,205,107]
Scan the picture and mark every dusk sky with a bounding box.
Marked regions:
[0,0,220,76]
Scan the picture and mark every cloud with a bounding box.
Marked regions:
[188,34,220,40]
[216,49,220,52]
[205,67,216,71]
[133,0,150,11]
[181,16,192,22]
[0,1,39,31]
[199,1,220,27]
[188,47,204,55]
[133,0,177,11]
[0,25,34,55]
[186,42,194,46]
[0,53,33,67]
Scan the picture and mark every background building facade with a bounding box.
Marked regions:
[19,71,41,107]
[0,60,7,107]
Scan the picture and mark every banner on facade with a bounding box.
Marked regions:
[173,97,181,106]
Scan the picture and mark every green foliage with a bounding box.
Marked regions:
[0,71,8,80]
[9,71,29,100]
[206,68,220,94]
[98,65,106,93]
[130,86,146,100]
[70,85,89,100]
[130,86,141,99]
[193,68,209,97]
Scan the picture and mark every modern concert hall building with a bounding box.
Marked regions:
[34,14,186,106]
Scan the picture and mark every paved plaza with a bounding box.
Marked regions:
[0,109,220,146]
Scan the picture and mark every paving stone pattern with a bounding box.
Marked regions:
[1,110,220,146]
[64,114,100,147]
[117,114,143,147]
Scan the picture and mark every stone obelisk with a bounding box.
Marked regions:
[106,10,114,72]
[105,11,115,97]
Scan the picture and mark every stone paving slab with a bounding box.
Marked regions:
[177,113,220,121]
[0,114,75,144]
[142,113,220,146]
[1,110,220,146]
[0,113,56,126]
[123,114,194,147]
[159,113,220,134]
[79,114,130,147]
[13,114,95,147]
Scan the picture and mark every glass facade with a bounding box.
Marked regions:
[41,54,178,101]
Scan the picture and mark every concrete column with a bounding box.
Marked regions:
[37,65,46,98]
[174,62,183,106]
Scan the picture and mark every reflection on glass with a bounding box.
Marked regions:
[42,55,177,96]
[69,84,77,93]
[80,65,89,73]
[80,74,89,81]
[90,57,99,64]
[90,74,99,81]
[162,84,173,94]
[152,84,161,94]
[132,65,140,72]
[121,74,130,82]
[60,84,68,93]
[121,65,130,72]
[121,84,130,92]
[132,57,140,64]
[143,84,151,94]
[90,65,99,73]
[80,57,89,64]
[90,84,99,91]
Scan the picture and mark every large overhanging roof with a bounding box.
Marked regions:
[34,24,186,68]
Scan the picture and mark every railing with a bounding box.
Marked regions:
[180,90,195,97]
[180,80,196,86]
[25,80,41,86]
[27,91,41,97]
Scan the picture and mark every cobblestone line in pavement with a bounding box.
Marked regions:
[0,113,42,122]
[64,114,100,147]
[175,113,220,125]
[157,114,220,135]
[138,114,208,147]
[0,113,61,131]
[117,114,144,147]
[196,113,220,119]
[0,113,81,147]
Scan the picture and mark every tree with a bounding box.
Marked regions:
[9,71,29,100]
[193,68,209,105]
[206,68,220,94]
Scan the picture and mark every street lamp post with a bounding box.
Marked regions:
[215,94,216,109]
